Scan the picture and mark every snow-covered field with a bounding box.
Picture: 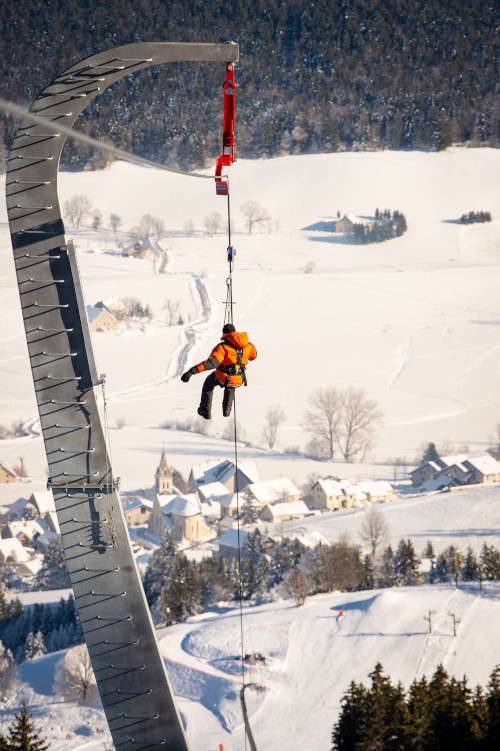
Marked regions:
[1,148,500,747]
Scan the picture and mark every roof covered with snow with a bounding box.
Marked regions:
[161,493,201,518]
[248,477,300,504]
[465,455,500,475]
[260,501,309,519]
[29,491,56,515]
[190,458,259,487]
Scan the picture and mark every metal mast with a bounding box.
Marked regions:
[6,41,238,751]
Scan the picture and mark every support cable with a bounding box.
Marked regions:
[0,96,227,184]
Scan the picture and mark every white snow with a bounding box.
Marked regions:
[1,148,500,747]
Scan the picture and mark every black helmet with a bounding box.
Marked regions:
[222,323,236,334]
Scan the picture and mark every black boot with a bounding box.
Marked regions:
[198,382,214,419]
[222,387,235,417]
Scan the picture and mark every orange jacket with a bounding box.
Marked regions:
[195,331,257,386]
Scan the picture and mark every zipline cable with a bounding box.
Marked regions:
[0,96,226,183]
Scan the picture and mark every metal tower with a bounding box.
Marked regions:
[6,41,239,751]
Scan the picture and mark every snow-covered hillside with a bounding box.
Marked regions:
[3,583,500,750]
[1,149,500,492]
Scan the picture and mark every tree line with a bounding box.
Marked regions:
[332,662,500,750]
[460,211,492,224]
[1,0,498,173]
[352,210,407,244]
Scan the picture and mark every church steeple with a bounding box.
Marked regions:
[156,447,173,494]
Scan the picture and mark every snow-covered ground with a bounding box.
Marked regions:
[1,148,500,747]
[3,582,500,750]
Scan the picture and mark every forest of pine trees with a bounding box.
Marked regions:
[332,662,500,750]
[1,0,499,171]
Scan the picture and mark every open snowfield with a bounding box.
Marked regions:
[1,148,500,747]
[1,149,500,491]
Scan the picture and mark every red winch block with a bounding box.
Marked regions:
[215,62,235,195]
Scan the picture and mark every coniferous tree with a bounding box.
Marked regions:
[394,539,420,585]
[143,530,178,607]
[6,702,49,751]
[35,537,70,590]
[485,665,500,747]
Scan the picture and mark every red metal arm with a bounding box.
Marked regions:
[215,63,235,195]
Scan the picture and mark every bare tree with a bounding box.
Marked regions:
[162,298,180,326]
[240,200,271,234]
[360,507,390,558]
[54,644,97,703]
[63,194,93,229]
[263,405,286,449]
[183,219,195,236]
[336,387,383,461]
[91,209,102,231]
[128,225,143,242]
[140,214,164,240]
[283,566,308,606]
[302,387,342,459]
[110,213,122,233]
[203,212,223,235]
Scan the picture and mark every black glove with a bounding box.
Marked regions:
[181,372,192,383]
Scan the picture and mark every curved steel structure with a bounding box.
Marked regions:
[6,42,238,751]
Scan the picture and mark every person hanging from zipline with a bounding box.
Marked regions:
[181,323,257,419]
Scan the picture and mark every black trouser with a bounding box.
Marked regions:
[200,372,237,417]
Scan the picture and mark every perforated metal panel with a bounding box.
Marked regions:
[6,42,238,751]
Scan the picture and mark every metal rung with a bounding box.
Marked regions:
[105,640,138,647]
[108,663,144,670]
[20,254,61,259]
[45,375,81,380]
[85,567,120,573]
[33,303,69,308]
[122,714,159,720]
[127,738,166,746]
[116,57,153,62]
[47,92,88,98]
[9,155,54,161]
[17,133,59,139]
[96,615,132,622]
[62,470,97,476]
[20,278,65,283]
[28,326,73,333]
[59,447,94,453]
[8,180,50,185]
[51,423,90,428]
[78,542,114,549]
[48,399,85,405]
[115,688,151,696]
[12,204,52,209]
[91,591,126,597]
[72,517,107,524]
[67,74,105,82]
[41,351,77,356]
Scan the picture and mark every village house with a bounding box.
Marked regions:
[122,497,153,527]
[0,537,33,563]
[122,241,149,259]
[1,519,45,545]
[335,213,364,234]
[0,460,19,484]
[356,481,393,503]
[245,477,301,508]
[86,304,119,333]
[189,458,259,494]
[148,493,210,542]
[410,454,500,490]
[217,528,274,560]
[410,455,468,487]
[310,479,346,511]
[259,500,310,523]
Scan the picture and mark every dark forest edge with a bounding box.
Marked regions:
[0,0,498,173]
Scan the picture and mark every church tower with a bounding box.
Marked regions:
[156,447,173,494]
